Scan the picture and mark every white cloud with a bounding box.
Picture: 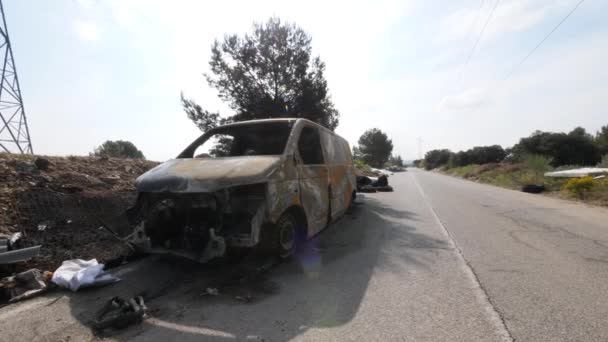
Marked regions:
[440,0,579,41]
[75,0,96,11]
[487,0,548,36]
[73,20,100,41]
[437,88,489,112]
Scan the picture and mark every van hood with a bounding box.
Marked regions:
[135,156,282,193]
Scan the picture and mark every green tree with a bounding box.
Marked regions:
[357,128,393,168]
[523,154,552,184]
[389,154,404,167]
[424,149,453,170]
[596,125,608,155]
[183,17,339,131]
[599,154,608,167]
[512,128,600,167]
[91,140,145,159]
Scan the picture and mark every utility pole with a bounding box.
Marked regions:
[0,0,32,154]
[418,137,422,160]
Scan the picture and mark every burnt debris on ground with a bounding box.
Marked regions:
[0,153,158,273]
[356,174,394,193]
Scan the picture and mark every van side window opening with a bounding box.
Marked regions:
[186,122,293,158]
[298,126,324,164]
[333,139,349,164]
[321,131,336,164]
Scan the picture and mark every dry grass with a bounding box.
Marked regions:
[444,163,607,207]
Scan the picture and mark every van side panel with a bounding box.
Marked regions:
[320,131,356,220]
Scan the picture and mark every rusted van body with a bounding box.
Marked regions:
[128,118,356,261]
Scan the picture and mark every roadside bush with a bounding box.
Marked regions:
[563,176,595,199]
[91,140,145,159]
[474,163,500,174]
[523,154,552,184]
[424,149,452,170]
[553,164,583,171]
[497,163,521,173]
[354,159,372,173]
[599,155,608,167]
[511,128,601,167]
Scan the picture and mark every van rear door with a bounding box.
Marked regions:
[296,126,330,236]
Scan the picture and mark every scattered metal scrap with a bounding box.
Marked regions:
[545,167,608,178]
[0,268,51,303]
[203,287,219,296]
[0,233,41,264]
[93,296,147,331]
[356,175,394,193]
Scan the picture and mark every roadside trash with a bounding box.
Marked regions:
[100,175,121,184]
[0,245,41,264]
[93,296,147,331]
[521,184,545,194]
[51,259,120,292]
[545,167,608,178]
[0,269,50,303]
[235,293,253,303]
[14,160,36,173]
[9,232,22,246]
[203,287,219,296]
[37,221,51,231]
[374,175,388,187]
[34,157,50,171]
[356,175,394,193]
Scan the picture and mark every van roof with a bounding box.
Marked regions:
[218,118,338,136]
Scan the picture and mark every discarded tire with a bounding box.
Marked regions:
[374,175,388,187]
[356,176,372,186]
[521,184,545,194]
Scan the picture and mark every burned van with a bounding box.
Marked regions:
[128,118,357,261]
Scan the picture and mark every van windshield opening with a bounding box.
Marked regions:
[181,121,294,158]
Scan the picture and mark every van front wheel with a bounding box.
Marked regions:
[260,212,299,258]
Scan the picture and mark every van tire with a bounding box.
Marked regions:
[260,212,301,258]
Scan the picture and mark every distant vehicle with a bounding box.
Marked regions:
[128,118,357,261]
[386,165,406,172]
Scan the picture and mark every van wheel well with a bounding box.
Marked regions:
[284,205,308,238]
[259,205,308,256]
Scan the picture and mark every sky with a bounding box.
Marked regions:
[3,0,607,161]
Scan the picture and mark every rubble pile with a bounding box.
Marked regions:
[0,153,158,271]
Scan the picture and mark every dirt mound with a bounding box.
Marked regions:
[0,153,159,271]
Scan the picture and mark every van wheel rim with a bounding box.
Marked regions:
[279,220,295,251]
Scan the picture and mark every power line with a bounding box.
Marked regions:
[437,0,490,103]
[463,0,486,46]
[503,0,586,80]
[455,0,502,86]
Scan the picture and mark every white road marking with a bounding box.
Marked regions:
[411,172,514,342]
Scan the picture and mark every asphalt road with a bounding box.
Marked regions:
[2,169,608,341]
